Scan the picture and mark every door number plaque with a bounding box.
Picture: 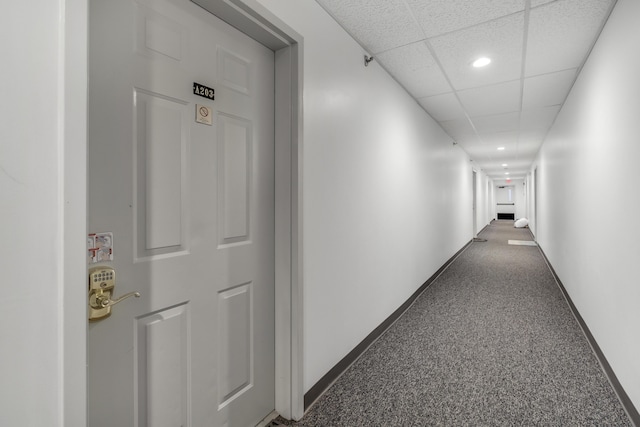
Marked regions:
[193,82,215,100]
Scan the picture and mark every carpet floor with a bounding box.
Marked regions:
[277,220,631,426]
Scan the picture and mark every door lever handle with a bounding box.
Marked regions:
[95,291,141,308]
[88,266,141,321]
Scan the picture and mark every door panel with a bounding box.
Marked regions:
[218,283,252,407]
[88,0,275,425]
[135,89,189,256]
[218,114,252,245]
[136,304,190,427]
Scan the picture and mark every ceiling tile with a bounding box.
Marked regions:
[484,170,510,179]
[487,159,531,170]
[418,93,467,121]
[483,162,509,171]
[516,145,543,159]
[464,146,492,163]
[429,13,524,90]
[462,143,495,161]
[519,129,547,143]
[405,0,525,38]
[455,136,484,151]
[525,0,614,76]
[439,118,477,140]
[471,111,520,134]
[458,80,521,117]
[516,131,546,159]
[484,157,531,177]
[520,106,561,130]
[472,132,521,165]
[518,130,546,150]
[376,42,451,98]
[492,149,519,162]
[315,0,424,54]
[517,147,542,159]
[522,68,577,109]
[530,0,556,7]
[479,131,520,148]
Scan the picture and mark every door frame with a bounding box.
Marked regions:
[472,169,477,238]
[179,1,306,419]
[533,166,538,240]
[63,0,305,423]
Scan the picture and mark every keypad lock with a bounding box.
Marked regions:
[88,266,140,321]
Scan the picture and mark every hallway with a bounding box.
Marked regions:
[4,0,640,424]
[277,221,630,425]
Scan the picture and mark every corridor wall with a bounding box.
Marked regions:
[256,0,487,393]
[474,169,493,234]
[1,0,87,425]
[533,0,640,411]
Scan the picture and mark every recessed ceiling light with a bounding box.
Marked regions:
[505,172,510,175]
[497,147,505,151]
[472,57,491,68]
[502,163,508,167]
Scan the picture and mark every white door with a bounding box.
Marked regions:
[88,0,275,425]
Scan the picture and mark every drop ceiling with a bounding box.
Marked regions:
[315,0,616,180]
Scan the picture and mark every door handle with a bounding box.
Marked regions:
[89,266,141,321]
[94,291,141,308]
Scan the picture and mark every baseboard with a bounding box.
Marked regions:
[537,245,640,426]
[303,239,473,411]
[477,223,490,235]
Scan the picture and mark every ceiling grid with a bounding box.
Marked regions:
[315,0,618,180]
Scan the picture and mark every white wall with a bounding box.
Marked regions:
[257,0,479,393]
[0,1,87,426]
[1,1,63,424]
[529,170,541,236]
[487,179,496,221]
[474,169,493,233]
[533,0,640,410]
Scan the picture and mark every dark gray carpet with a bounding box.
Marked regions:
[278,221,631,426]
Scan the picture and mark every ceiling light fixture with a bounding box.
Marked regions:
[472,57,491,68]
[497,147,505,151]
[505,172,510,175]
[502,163,508,167]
